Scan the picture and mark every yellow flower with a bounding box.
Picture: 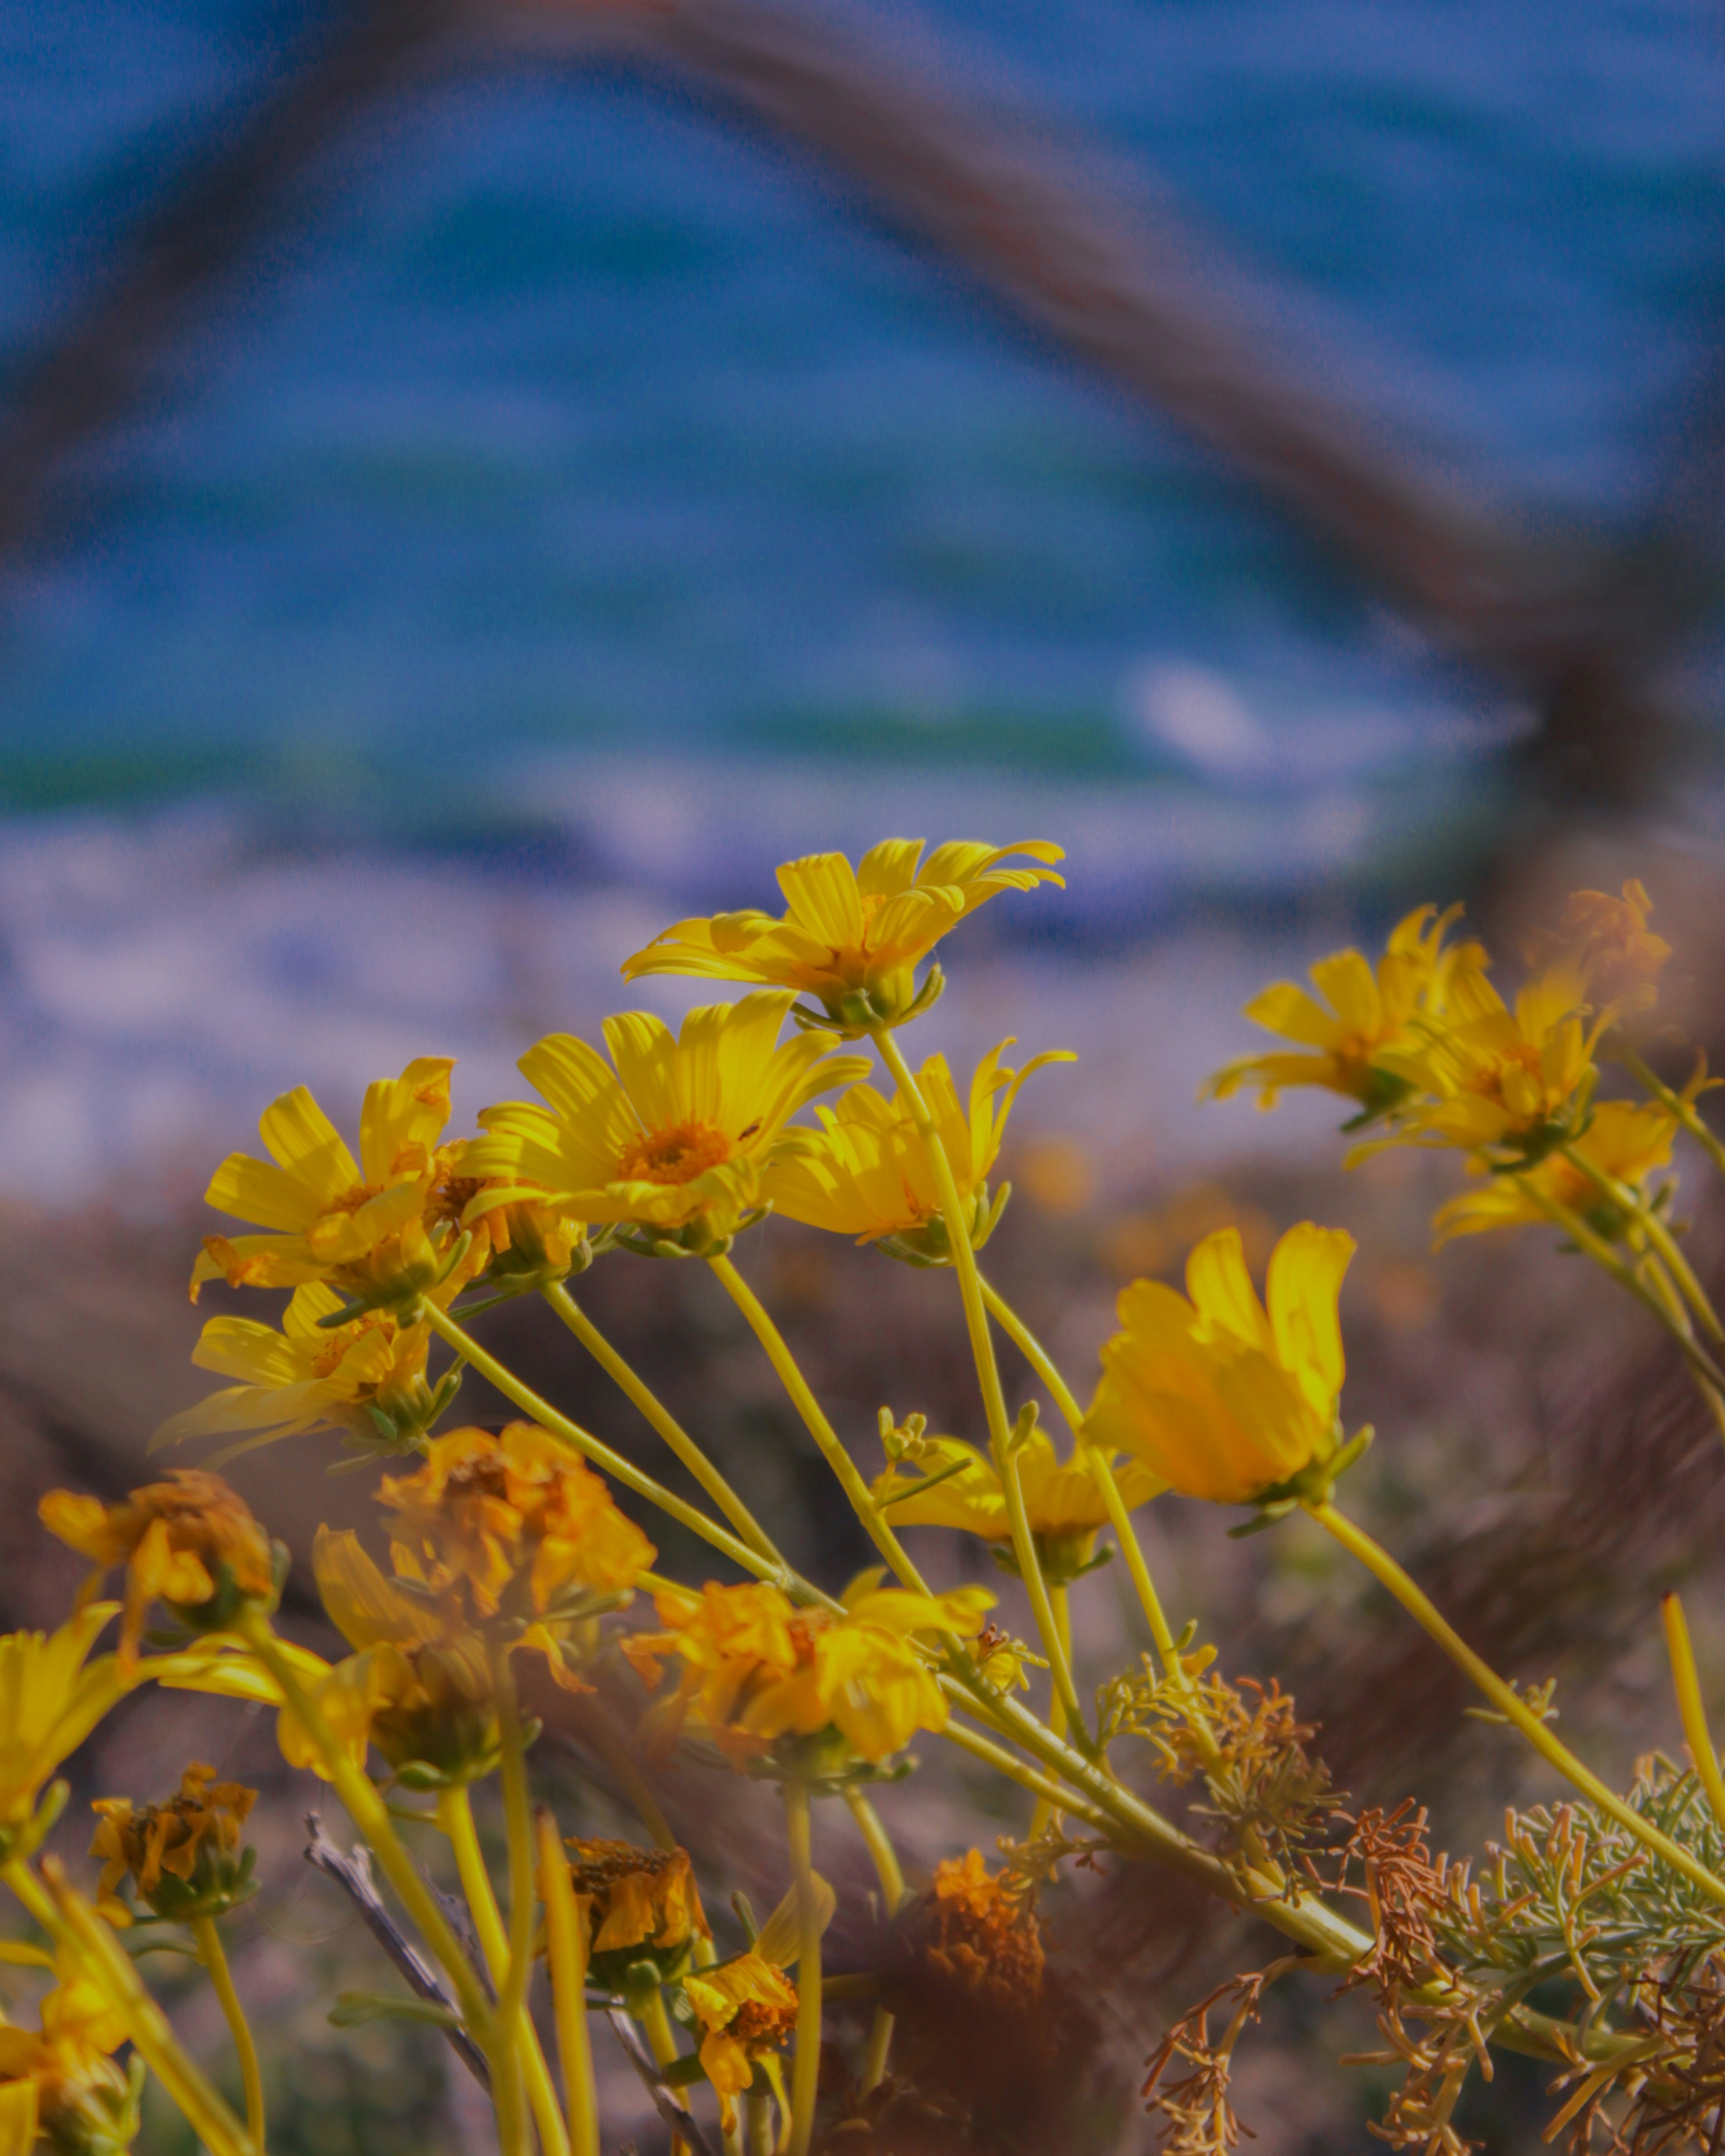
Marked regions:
[1204,905,1478,1116]
[560,1838,709,1986]
[1085,1223,1357,1505]
[0,1608,135,1830]
[1525,879,1671,1012]
[190,1057,475,1302]
[426,1160,587,1291]
[620,839,1066,1030]
[467,992,869,1257]
[302,1527,499,1787]
[1431,1098,1680,1247]
[0,1959,135,2156]
[1367,954,1603,1157]
[763,1040,1073,1262]
[871,1415,1158,1582]
[625,1574,986,1772]
[89,1763,256,1921]
[377,1424,655,1645]
[39,1474,279,1665]
[152,1282,452,1466]
[684,1952,799,2133]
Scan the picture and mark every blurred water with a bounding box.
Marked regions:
[1,0,1719,824]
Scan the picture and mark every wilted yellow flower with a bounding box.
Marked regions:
[685,1952,799,2132]
[625,1574,987,1771]
[301,1527,499,1785]
[763,1040,1072,1262]
[1085,1224,1356,1505]
[871,1416,1158,1582]
[467,992,868,1257]
[1431,1098,1680,1247]
[1367,955,1603,1157]
[621,839,1066,1030]
[191,1057,475,1302]
[90,1763,256,1921]
[39,1475,278,1665]
[560,1838,709,1987]
[1204,905,1477,1116]
[0,1959,135,2156]
[153,1281,452,1465]
[378,1424,654,1645]
[1525,879,1671,1012]
[0,1608,135,1830]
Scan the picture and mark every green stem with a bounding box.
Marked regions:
[705,1253,932,1595]
[1030,1585,1072,1839]
[193,1915,265,2154]
[439,1787,571,2156]
[542,1282,780,1560]
[842,1791,903,2095]
[781,1781,824,2156]
[7,1859,253,2156]
[1622,1046,1725,1181]
[1557,1143,1724,1340]
[536,1809,600,2156]
[488,1640,538,2156]
[1310,1501,1725,1904]
[421,1298,806,1591]
[1661,1594,1725,1837]
[744,2088,774,2156]
[867,1028,1082,1735]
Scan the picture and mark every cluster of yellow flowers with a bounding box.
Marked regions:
[6,844,1725,2156]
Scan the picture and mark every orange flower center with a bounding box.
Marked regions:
[616,1120,734,1186]
[311,1313,392,1380]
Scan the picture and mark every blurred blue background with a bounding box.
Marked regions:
[1,0,1722,1202]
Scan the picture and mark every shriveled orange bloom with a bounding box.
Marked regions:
[923,1850,1045,2012]
[377,1423,654,1625]
[563,1838,709,1960]
[685,1952,799,2132]
[90,1762,255,1918]
[1525,879,1671,1011]
[625,1574,987,1767]
[39,1473,277,1664]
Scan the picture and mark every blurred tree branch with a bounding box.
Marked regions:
[1,0,1717,803]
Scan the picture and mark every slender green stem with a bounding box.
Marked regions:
[705,1253,933,1595]
[421,1298,803,1589]
[542,1282,779,1560]
[782,1782,824,2156]
[1310,1502,1725,1904]
[1030,1585,1072,1839]
[843,1790,904,2095]
[867,1028,1082,1734]
[193,1916,265,2153]
[744,2088,774,2156]
[1661,1595,1725,1838]
[537,1809,600,2156]
[488,1641,538,2156]
[439,1787,572,2156]
[1622,1046,1725,1180]
[1557,1144,1724,1340]
[237,1614,495,2032]
[8,1859,253,2156]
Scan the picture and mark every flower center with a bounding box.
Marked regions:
[311,1313,392,1380]
[616,1120,734,1186]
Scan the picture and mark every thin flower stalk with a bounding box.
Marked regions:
[1622,1044,1725,1181]
[1660,1593,1725,1836]
[487,1639,538,2156]
[541,1282,780,1562]
[782,1782,823,2156]
[535,1810,599,2156]
[437,1787,571,2156]
[842,1790,904,2093]
[1308,1501,1725,1905]
[1556,1141,1725,1341]
[867,1028,1082,1736]
[192,1914,265,2153]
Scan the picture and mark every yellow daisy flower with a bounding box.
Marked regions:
[90,1762,256,1921]
[620,839,1066,1030]
[1084,1222,1357,1506]
[151,1282,452,1465]
[684,1952,799,2135]
[190,1056,472,1302]
[1204,905,1478,1116]
[1367,954,1603,1158]
[467,991,869,1257]
[0,1607,135,1829]
[763,1039,1073,1264]
[0,1960,135,2156]
[871,1415,1158,1582]
[1431,1098,1680,1247]
[625,1573,987,1772]
[39,1473,280,1665]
